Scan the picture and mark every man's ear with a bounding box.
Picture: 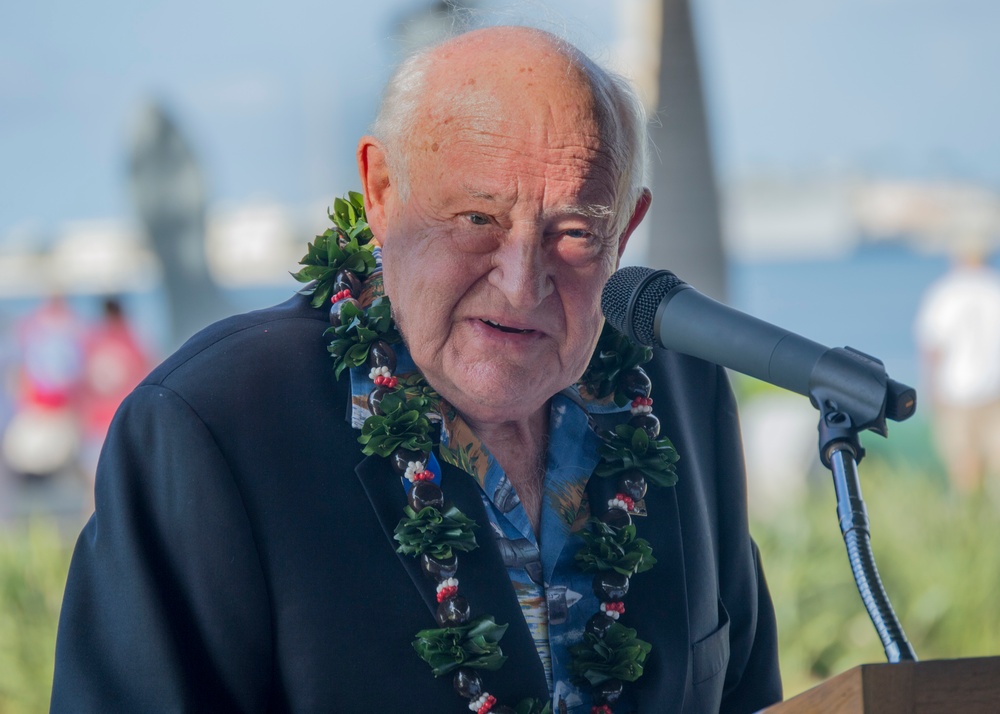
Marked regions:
[357,136,392,240]
[617,188,652,259]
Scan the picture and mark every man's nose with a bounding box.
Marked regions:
[488,233,554,311]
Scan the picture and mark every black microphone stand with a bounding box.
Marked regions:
[809,347,918,663]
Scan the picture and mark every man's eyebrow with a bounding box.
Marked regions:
[458,185,613,220]
[462,185,499,201]
[561,203,614,219]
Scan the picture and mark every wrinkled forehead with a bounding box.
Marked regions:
[421,40,600,132]
[407,53,615,197]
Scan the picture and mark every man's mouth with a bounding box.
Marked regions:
[480,319,534,334]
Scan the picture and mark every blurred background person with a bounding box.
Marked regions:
[915,240,1000,496]
[1,294,85,482]
[77,297,151,502]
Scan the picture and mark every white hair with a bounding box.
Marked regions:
[369,27,649,239]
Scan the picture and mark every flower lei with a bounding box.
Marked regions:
[295,193,679,714]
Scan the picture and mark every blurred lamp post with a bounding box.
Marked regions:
[621,0,727,302]
[128,102,232,350]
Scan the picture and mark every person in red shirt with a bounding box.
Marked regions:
[77,297,151,487]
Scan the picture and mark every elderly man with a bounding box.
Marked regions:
[52,26,781,714]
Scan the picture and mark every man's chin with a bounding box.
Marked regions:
[437,369,560,426]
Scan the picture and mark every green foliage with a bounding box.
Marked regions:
[581,323,653,403]
[292,192,376,308]
[753,452,1000,698]
[329,191,370,237]
[574,518,656,576]
[0,519,74,714]
[568,621,651,686]
[394,504,478,560]
[358,391,435,456]
[596,424,679,487]
[326,296,401,379]
[412,615,508,676]
[396,373,442,410]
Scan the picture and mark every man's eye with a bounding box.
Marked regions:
[468,213,489,225]
[555,227,608,266]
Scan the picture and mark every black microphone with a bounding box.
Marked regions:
[601,265,916,425]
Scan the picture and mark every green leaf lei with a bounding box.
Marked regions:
[396,372,443,407]
[394,504,479,560]
[359,391,435,456]
[595,422,679,489]
[568,622,653,686]
[574,518,657,577]
[297,192,680,713]
[326,296,401,380]
[580,325,653,406]
[292,192,377,308]
[412,615,509,677]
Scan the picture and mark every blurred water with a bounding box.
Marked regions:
[731,244,951,389]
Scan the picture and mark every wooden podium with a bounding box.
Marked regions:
[759,656,1000,713]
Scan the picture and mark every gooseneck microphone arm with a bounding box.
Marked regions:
[602,265,917,663]
[817,400,917,662]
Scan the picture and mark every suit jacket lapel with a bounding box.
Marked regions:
[635,481,691,713]
[354,454,438,617]
[354,453,549,702]
[587,468,691,711]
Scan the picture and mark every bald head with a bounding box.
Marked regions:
[369,26,648,238]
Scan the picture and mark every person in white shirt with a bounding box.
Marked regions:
[915,242,1000,494]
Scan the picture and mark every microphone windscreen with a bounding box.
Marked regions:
[602,266,684,345]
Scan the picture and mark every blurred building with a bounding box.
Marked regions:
[724,174,1000,263]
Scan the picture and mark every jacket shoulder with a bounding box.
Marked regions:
[142,292,331,391]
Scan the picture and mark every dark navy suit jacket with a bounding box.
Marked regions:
[51,292,781,713]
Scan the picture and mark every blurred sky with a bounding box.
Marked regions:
[2,0,999,239]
